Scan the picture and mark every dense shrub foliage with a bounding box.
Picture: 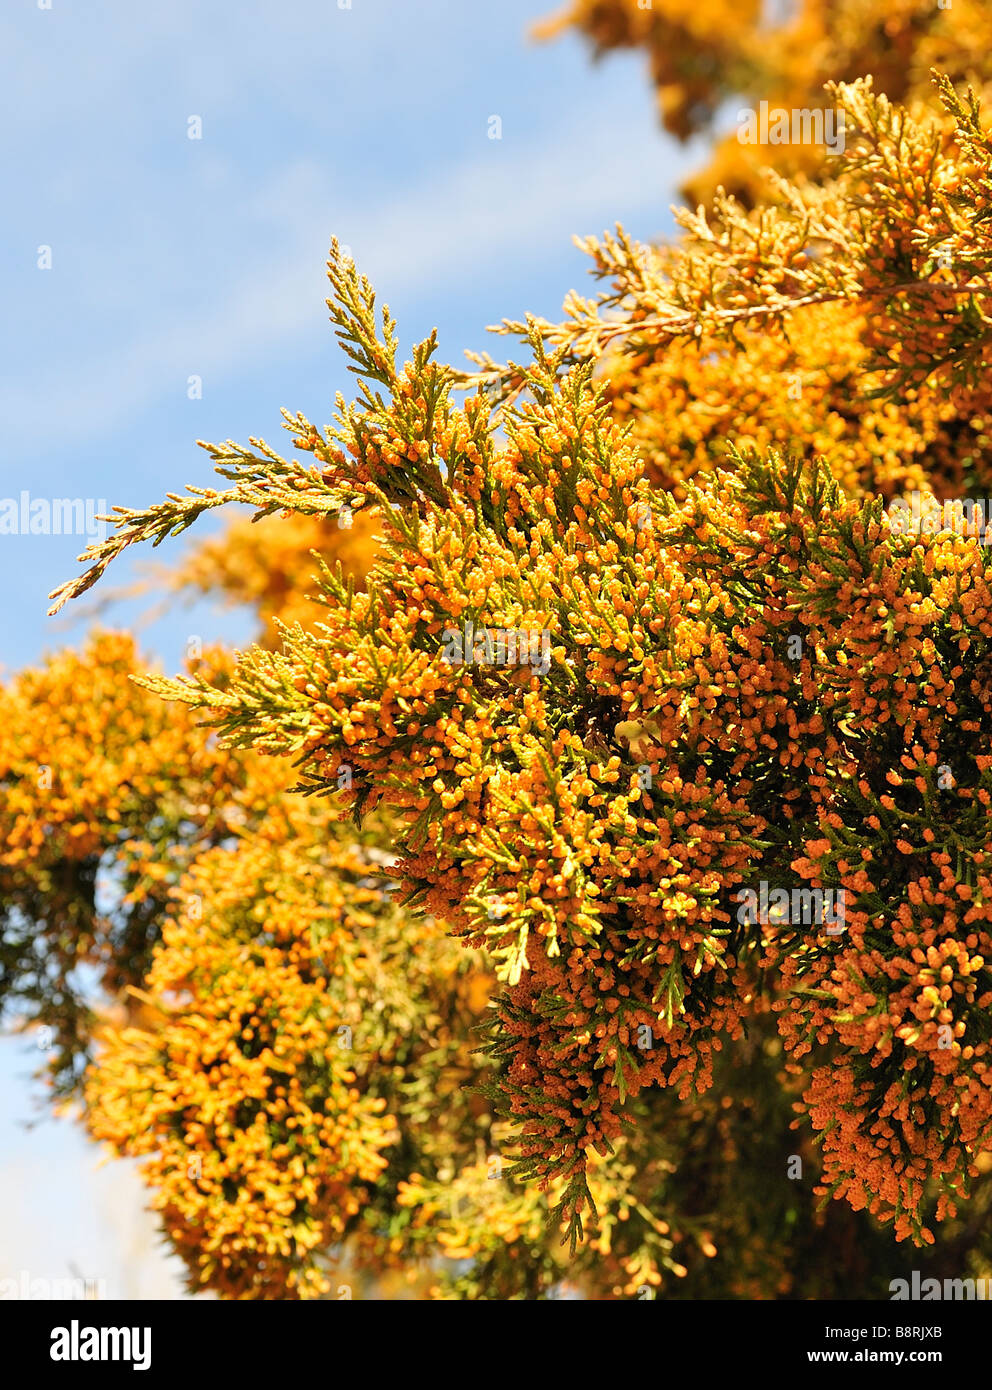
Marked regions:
[6,3,992,1297]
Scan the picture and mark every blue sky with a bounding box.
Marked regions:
[0,0,693,1295]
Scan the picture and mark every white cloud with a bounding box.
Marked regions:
[0,111,693,450]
